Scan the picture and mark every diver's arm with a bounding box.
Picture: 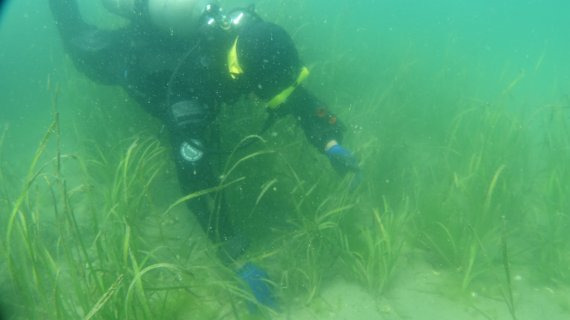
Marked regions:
[282,86,345,152]
[283,87,360,177]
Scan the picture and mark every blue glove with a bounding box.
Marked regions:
[326,144,359,174]
[237,262,278,311]
[326,144,362,189]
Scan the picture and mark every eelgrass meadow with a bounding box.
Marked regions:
[2,0,570,319]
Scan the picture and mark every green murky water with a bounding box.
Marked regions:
[1,0,569,319]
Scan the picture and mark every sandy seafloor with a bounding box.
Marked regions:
[274,261,569,320]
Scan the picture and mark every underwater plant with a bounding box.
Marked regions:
[340,197,409,296]
[0,101,272,319]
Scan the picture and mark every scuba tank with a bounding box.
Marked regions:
[148,0,214,36]
[101,0,218,37]
[100,0,137,17]
[101,0,260,37]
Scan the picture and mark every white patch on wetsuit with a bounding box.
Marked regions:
[180,140,203,162]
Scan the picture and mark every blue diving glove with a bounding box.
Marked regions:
[326,144,362,189]
[237,262,278,310]
[326,144,359,174]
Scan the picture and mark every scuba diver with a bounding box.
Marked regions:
[49,0,359,309]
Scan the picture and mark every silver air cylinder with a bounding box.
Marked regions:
[101,0,218,37]
[101,0,137,18]
[148,0,215,37]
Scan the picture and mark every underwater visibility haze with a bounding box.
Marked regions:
[1,0,570,319]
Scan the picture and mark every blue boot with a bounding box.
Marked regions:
[237,262,278,311]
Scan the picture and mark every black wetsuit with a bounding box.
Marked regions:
[49,0,344,260]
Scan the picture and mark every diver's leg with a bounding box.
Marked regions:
[49,0,128,85]
[167,100,249,261]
